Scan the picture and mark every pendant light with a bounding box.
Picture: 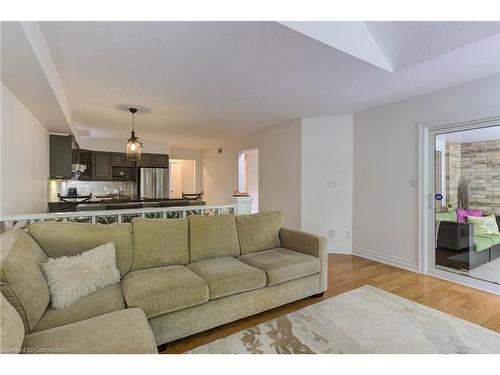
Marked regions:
[126,107,143,161]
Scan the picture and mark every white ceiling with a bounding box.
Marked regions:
[365,22,500,72]
[280,22,393,72]
[1,22,71,134]
[3,21,500,149]
[282,21,500,72]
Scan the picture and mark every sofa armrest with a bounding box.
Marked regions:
[279,227,327,293]
[436,221,473,250]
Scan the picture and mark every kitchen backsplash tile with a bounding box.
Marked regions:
[48,180,135,202]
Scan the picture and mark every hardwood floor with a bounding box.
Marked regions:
[163,254,500,353]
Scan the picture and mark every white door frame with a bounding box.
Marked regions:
[418,115,500,295]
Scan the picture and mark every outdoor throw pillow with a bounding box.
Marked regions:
[41,242,120,310]
[467,215,499,235]
[457,208,482,223]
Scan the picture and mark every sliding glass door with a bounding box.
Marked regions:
[433,125,500,285]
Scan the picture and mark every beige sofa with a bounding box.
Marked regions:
[0,212,327,354]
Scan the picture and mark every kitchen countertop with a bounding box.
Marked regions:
[47,197,206,212]
[49,196,189,204]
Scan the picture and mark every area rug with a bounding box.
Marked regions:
[188,285,500,354]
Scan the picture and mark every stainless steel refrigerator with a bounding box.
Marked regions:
[138,167,169,199]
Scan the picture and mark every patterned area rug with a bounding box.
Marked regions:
[188,285,500,354]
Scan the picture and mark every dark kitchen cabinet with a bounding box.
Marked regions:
[72,148,93,180]
[137,153,168,168]
[154,154,169,167]
[111,153,124,166]
[111,153,135,167]
[49,141,168,181]
[93,152,111,179]
[137,153,154,167]
[136,153,169,168]
[49,134,72,179]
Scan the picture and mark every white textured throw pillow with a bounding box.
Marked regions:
[42,242,121,310]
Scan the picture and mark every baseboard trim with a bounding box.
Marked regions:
[352,246,418,273]
[328,245,352,254]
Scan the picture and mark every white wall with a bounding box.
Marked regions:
[301,115,353,253]
[180,159,196,194]
[202,143,240,206]
[202,119,302,229]
[170,147,203,193]
[0,83,49,214]
[353,74,500,271]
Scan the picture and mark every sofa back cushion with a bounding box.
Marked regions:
[236,212,282,254]
[28,222,133,277]
[435,210,457,222]
[1,293,25,353]
[1,230,49,333]
[131,217,189,270]
[188,214,240,262]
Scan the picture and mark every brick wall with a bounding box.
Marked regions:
[445,139,500,215]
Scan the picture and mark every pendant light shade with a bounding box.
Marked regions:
[126,107,143,161]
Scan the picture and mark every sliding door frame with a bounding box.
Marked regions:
[418,115,500,295]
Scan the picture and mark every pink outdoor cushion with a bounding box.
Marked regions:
[457,208,482,223]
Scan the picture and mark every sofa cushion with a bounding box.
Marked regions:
[32,284,125,333]
[187,257,266,299]
[23,308,157,354]
[122,265,209,318]
[239,248,320,286]
[468,215,499,235]
[1,293,25,354]
[0,230,49,333]
[435,210,457,222]
[476,233,500,246]
[41,242,121,310]
[188,214,240,262]
[236,212,282,255]
[474,236,493,252]
[131,217,189,271]
[28,222,133,276]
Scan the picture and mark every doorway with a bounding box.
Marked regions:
[169,159,196,199]
[419,117,500,294]
[238,149,259,213]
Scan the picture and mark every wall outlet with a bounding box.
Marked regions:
[328,230,335,238]
[327,180,337,188]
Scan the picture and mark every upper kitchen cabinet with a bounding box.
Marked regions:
[93,152,112,179]
[72,148,93,180]
[111,152,135,167]
[137,153,169,167]
[49,134,72,179]
[137,153,154,167]
[154,154,169,167]
[111,153,123,166]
